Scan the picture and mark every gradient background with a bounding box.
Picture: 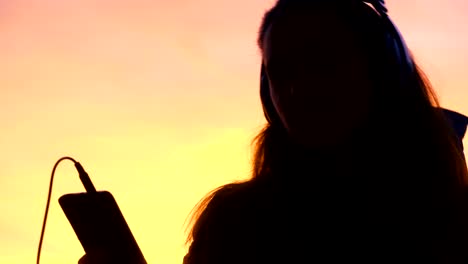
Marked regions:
[2,0,468,263]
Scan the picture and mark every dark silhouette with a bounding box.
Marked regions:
[183,1,468,263]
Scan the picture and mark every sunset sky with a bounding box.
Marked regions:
[2,0,468,263]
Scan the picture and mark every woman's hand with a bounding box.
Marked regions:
[78,254,90,264]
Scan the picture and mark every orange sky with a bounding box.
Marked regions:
[2,0,468,263]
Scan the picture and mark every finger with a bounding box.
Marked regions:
[78,254,88,264]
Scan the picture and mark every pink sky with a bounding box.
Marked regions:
[2,1,468,263]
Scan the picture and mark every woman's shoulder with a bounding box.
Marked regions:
[200,180,261,219]
[190,178,275,238]
[185,180,269,264]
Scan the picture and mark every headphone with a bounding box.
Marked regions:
[259,0,468,149]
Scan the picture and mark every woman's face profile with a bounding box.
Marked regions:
[262,7,372,148]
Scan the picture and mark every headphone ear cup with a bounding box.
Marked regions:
[260,64,281,124]
[441,108,468,151]
[361,0,414,85]
[379,14,414,86]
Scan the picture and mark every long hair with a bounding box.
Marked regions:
[185,0,468,257]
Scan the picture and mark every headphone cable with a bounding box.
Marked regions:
[36,156,96,264]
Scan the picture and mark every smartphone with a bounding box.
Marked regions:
[59,191,147,264]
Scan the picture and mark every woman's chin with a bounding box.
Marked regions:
[288,127,352,150]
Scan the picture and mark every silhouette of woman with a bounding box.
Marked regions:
[183,0,468,263]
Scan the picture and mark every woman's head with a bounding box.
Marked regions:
[258,0,426,149]
[259,1,374,148]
